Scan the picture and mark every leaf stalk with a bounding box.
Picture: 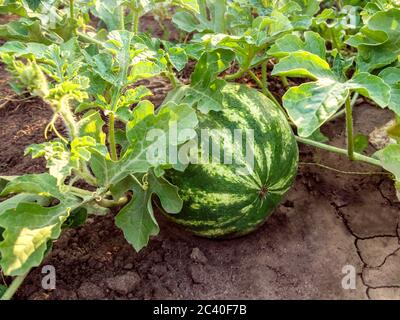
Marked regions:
[295,136,382,167]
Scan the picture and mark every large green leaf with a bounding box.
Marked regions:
[0,285,6,299]
[379,67,400,116]
[0,2,29,16]
[346,73,390,108]
[90,101,198,186]
[0,174,85,276]
[169,49,235,114]
[113,171,182,251]
[25,0,43,10]
[90,0,125,31]
[273,51,391,137]
[282,80,349,137]
[271,51,334,80]
[84,31,167,94]
[26,137,97,186]
[78,111,107,144]
[0,176,17,194]
[0,41,48,58]
[346,9,400,72]
[0,18,57,44]
[268,31,326,59]
[375,144,400,181]
[375,144,400,201]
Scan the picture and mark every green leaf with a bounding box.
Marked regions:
[347,9,400,72]
[171,0,199,13]
[26,0,42,11]
[331,50,354,82]
[0,285,6,299]
[0,3,29,16]
[32,39,85,92]
[84,52,117,86]
[26,137,97,186]
[379,67,400,116]
[346,73,390,108]
[354,134,369,153]
[167,46,188,72]
[375,144,400,201]
[192,49,235,83]
[272,51,334,80]
[0,193,50,214]
[26,142,71,186]
[113,171,182,251]
[64,208,88,229]
[193,33,252,65]
[375,144,400,181]
[308,129,329,143]
[387,118,400,143]
[0,176,17,194]
[172,10,211,33]
[91,101,198,186]
[118,86,153,109]
[268,31,326,59]
[250,11,293,47]
[171,49,235,114]
[78,111,107,144]
[85,31,167,89]
[275,53,390,137]
[0,41,48,58]
[283,80,349,137]
[0,18,57,44]
[0,174,85,276]
[91,0,124,31]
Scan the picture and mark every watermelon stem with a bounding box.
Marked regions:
[0,271,30,301]
[345,95,355,161]
[295,136,382,168]
[247,70,288,117]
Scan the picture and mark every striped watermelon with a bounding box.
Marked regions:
[165,84,298,238]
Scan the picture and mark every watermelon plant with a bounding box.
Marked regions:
[0,0,400,300]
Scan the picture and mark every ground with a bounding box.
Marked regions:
[1,63,400,300]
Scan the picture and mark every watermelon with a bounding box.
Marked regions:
[165,84,299,238]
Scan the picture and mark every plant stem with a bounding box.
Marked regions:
[225,68,247,81]
[295,136,382,167]
[79,162,98,186]
[70,186,94,197]
[59,99,79,139]
[345,95,355,161]
[214,0,226,33]
[109,113,118,161]
[77,32,105,47]
[198,0,208,19]
[70,0,74,19]
[280,76,289,88]
[96,196,129,208]
[351,92,360,107]
[247,70,287,115]
[164,55,181,88]
[261,61,268,96]
[331,29,341,50]
[166,70,179,88]
[327,93,360,122]
[120,5,125,30]
[0,271,30,301]
[131,7,141,34]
